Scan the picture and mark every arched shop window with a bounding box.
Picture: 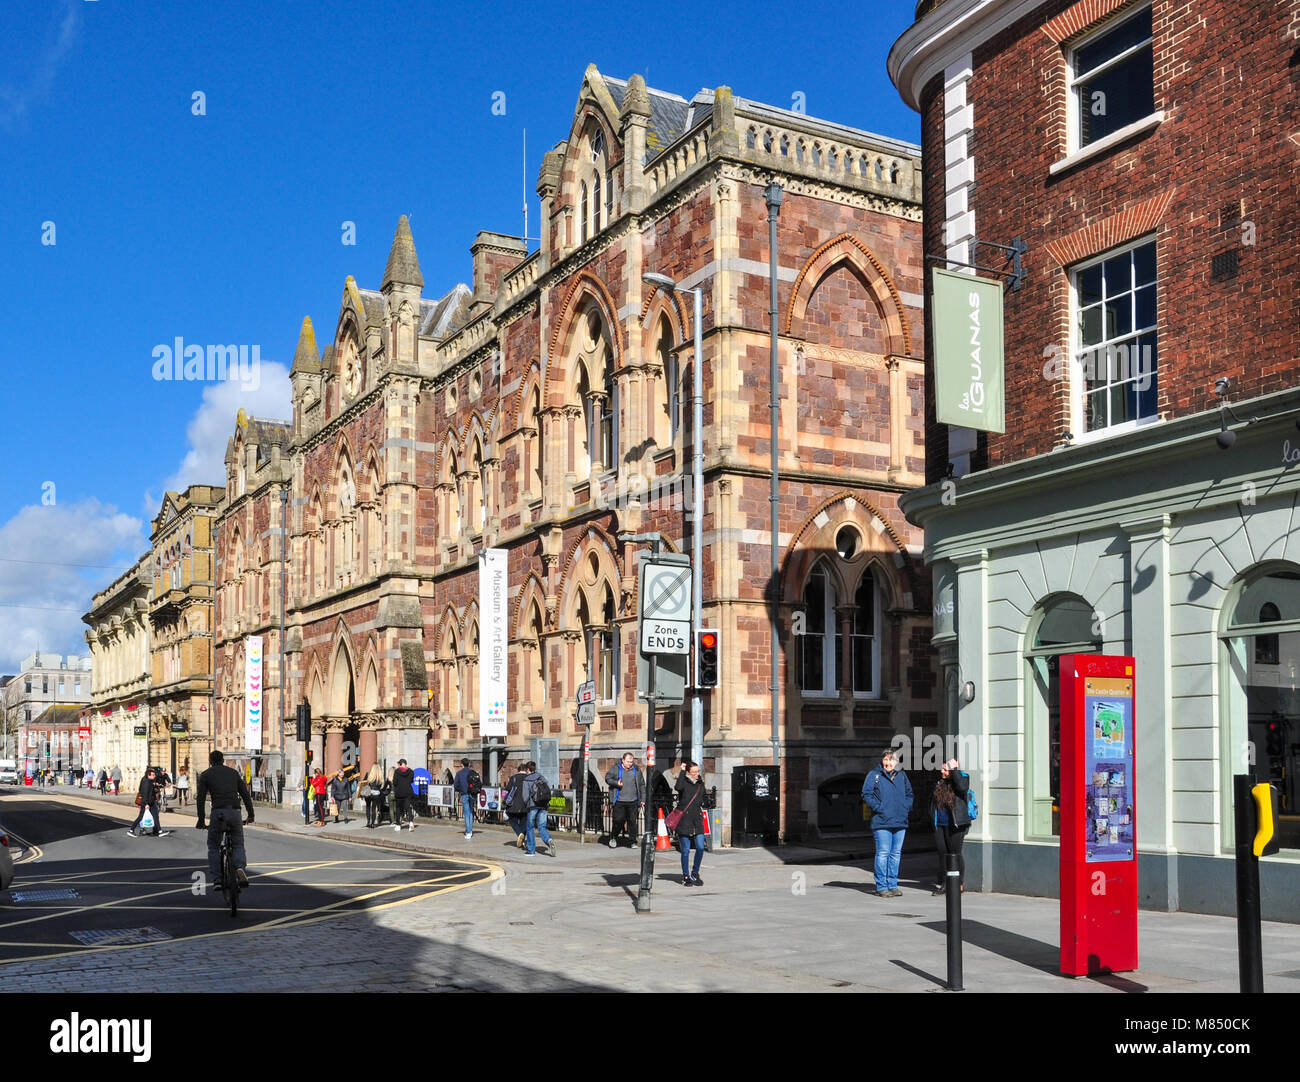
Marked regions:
[1025,594,1103,839]
[1223,567,1300,852]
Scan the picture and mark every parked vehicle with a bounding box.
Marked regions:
[0,820,14,892]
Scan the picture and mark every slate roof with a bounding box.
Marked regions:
[420,283,472,339]
[602,74,712,163]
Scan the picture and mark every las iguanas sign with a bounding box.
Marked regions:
[933,268,1005,434]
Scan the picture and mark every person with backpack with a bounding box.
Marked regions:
[453,757,481,839]
[862,749,913,897]
[604,752,644,849]
[521,760,556,856]
[930,757,973,895]
[504,762,530,848]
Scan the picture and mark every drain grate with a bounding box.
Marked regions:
[10,888,80,903]
[68,927,173,946]
[887,912,925,919]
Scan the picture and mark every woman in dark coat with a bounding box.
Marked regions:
[931,758,971,894]
[673,761,709,886]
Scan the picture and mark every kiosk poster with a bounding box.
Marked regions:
[1083,675,1134,862]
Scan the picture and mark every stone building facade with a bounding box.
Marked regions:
[83,556,153,790]
[148,485,222,778]
[891,0,1300,917]
[212,412,293,787]
[219,66,934,840]
[4,652,93,777]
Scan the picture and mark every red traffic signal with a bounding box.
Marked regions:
[697,629,720,689]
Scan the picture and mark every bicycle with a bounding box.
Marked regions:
[218,825,242,916]
[198,813,252,917]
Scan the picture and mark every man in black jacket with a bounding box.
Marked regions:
[128,767,169,837]
[195,750,255,889]
[392,758,416,832]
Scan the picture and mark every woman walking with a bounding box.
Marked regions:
[362,764,385,828]
[309,767,328,826]
[175,769,190,805]
[672,761,708,886]
[931,758,971,895]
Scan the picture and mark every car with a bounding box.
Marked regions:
[0,822,13,892]
[0,767,21,785]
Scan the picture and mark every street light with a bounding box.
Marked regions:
[642,270,704,768]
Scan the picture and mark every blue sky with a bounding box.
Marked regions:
[0,0,920,670]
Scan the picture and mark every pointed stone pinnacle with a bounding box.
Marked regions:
[292,316,320,373]
[382,214,424,290]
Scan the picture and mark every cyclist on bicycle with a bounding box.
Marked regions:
[194,750,255,890]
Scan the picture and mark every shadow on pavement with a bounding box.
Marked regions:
[918,918,1061,976]
[890,958,949,989]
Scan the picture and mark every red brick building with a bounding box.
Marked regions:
[891,0,1300,917]
[219,66,933,841]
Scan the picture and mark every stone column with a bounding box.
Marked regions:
[359,717,378,775]
[324,720,345,774]
[886,356,904,482]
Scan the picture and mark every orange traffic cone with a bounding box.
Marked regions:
[655,808,672,850]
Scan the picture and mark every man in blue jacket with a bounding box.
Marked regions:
[863,749,913,897]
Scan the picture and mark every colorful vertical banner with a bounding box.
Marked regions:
[479,548,508,737]
[245,635,263,751]
[932,268,1006,433]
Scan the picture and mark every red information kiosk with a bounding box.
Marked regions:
[1059,653,1138,976]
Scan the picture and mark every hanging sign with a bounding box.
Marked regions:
[479,548,508,737]
[933,268,1006,434]
[245,635,263,751]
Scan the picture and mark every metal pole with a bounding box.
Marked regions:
[1234,773,1264,993]
[637,536,662,913]
[690,285,704,768]
[279,485,288,805]
[580,730,589,845]
[765,182,783,770]
[945,852,964,991]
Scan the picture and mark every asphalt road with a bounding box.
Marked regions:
[0,792,496,966]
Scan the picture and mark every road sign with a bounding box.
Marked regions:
[636,552,691,707]
[641,619,690,654]
[577,680,596,705]
[641,563,692,623]
[577,701,595,726]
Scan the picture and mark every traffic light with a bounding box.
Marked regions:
[1251,782,1280,857]
[696,629,719,689]
[306,749,313,765]
[1266,722,1283,759]
[295,702,311,742]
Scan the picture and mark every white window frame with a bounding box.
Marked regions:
[1069,235,1159,441]
[850,572,882,699]
[800,564,838,699]
[586,625,620,705]
[1067,3,1155,154]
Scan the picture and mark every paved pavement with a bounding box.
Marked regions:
[5,785,1298,995]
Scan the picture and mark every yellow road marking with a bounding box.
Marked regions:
[3,827,43,864]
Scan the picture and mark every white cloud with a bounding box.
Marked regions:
[0,500,146,672]
[145,361,292,516]
[0,1,81,128]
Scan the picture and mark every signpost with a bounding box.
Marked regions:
[624,533,693,913]
[576,679,595,843]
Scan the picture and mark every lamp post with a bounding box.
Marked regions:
[279,483,289,804]
[765,181,783,769]
[641,272,704,767]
